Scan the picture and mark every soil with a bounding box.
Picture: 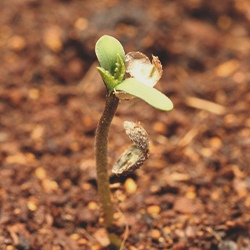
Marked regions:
[0,0,250,249]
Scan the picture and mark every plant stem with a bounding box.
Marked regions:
[95,92,121,247]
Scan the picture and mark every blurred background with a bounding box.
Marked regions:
[0,0,250,249]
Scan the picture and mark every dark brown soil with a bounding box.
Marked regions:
[0,0,250,249]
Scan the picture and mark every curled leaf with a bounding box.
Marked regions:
[114,54,125,82]
[95,35,125,91]
[95,35,125,75]
[97,67,119,91]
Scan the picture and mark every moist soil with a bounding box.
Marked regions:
[0,0,250,249]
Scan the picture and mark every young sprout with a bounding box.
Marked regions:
[94,35,173,248]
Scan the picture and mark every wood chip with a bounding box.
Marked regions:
[178,128,199,147]
[170,173,190,181]
[215,59,239,77]
[185,96,226,115]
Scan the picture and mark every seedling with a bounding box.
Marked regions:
[94,35,173,248]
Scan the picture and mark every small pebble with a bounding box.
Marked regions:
[42,179,58,192]
[8,36,26,51]
[29,88,39,100]
[210,137,222,149]
[197,231,204,237]
[6,246,14,250]
[151,229,161,240]
[147,205,161,215]
[211,191,219,201]
[200,148,212,157]
[82,183,91,190]
[88,201,98,210]
[163,226,171,234]
[43,26,63,52]
[61,179,72,190]
[153,121,167,134]
[77,238,87,245]
[35,167,46,180]
[150,185,160,193]
[70,234,79,240]
[224,114,236,124]
[176,223,184,229]
[91,245,101,250]
[31,125,44,141]
[74,18,89,31]
[65,214,73,221]
[185,185,196,199]
[175,229,185,238]
[5,153,27,164]
[186,191,196,199]
[28,200,37,211]
[124,178,137,194]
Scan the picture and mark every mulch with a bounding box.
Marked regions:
[0,0,250,249]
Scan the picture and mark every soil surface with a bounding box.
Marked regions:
[0,0,250,249]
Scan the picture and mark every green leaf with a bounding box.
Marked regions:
[115,78,173,111]
[114,54,125,82]
[95,35,125,76]
[97,67,118,91]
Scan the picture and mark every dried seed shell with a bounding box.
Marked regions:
[123,121,149,152]
[112,121,150,176]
